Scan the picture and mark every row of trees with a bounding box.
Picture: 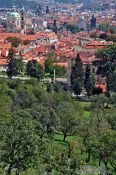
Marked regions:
[0,78,116,174]
[70,44,116,95]
[6,37,30,48]
[98,24,116,34]
[70,53,95,96]
[6,49,66,79]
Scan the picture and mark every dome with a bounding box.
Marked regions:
[9,12,20,18]
[79,15,85,21]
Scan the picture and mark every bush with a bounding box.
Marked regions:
[92,87,103,95]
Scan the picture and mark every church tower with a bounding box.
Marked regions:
[20,6,26,34]
[7,3,21,33]
[79,15,85,31]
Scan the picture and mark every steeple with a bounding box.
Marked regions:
[12,2,16,12]
[21,4,25,12]
[20,5,26,34]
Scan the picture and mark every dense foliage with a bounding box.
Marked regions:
[6,49,24,78]
[84,64,95,96]
[6,37,22,48]
[95,44,116,92]
[6,48,66,80]
[70,53,84,95]
[0,77,115,174]
[26,60,44,80]
[95,44,116,76]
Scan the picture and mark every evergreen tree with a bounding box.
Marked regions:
[95,44,116,77]
[6,37,22,48]
[106,70,116,92]
[84,64,94,96]
[70,53,84,95]
[26,60,44,80]
[6,49,24,78]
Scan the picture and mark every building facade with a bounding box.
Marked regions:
[7,5,26,33]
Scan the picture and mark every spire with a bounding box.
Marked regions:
[12,2,16,12]
[21,4,25,12]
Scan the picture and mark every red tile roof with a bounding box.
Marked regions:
[96,84,106,92]
[0,59,7,65]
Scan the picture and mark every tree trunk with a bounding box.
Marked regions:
[86,150,91,163]
[99,157,101,166]
[106,101,109,108]
[104,161,108,169]
[63,133,67,142]
[7,164,12,175]
[68,144,71,158]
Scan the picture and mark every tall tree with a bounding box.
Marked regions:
[6,49,17,78]
[57,101,82,142]
[70,53,84,95]
[31,105,59,139]
[6,49,24,78]
[84,64,95,96]
[94,44,116,77]
[16,57,24,76]
[26,60,44,80]
[44,52,57,77]
[0,110,45,175]
[106,70,116,92]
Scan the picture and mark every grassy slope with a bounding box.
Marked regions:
[51,101,115,174]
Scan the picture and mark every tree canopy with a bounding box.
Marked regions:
[6,49,24,78]
[0,78,115,174]
[95,44,116,76]
[26,60,44,80]
[70,53,84,95]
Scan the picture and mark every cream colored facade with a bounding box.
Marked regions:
[7,5,26,33]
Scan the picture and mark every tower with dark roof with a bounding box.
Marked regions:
[20,6,26,34]
[90,15,96,30]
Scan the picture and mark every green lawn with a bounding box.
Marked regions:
[53,133,116,174]
[79,101,91,107]
[53,101,92,148]
[54,133,82,142]
[78,101,91,118]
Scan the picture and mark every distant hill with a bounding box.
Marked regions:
[0,0,36,9]
[55,0,76,3]
[0,0,24,8]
